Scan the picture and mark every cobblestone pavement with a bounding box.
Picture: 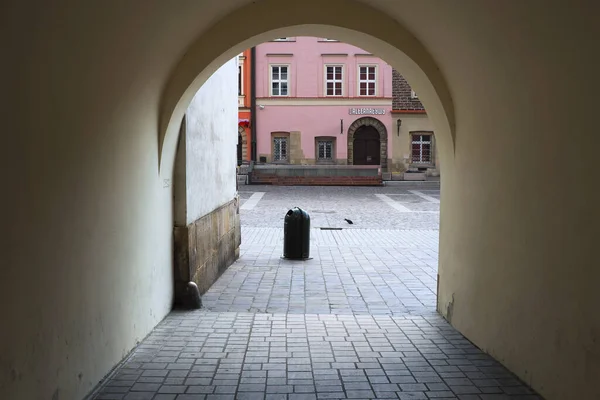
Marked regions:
[238,184,440,230]
[205,184,440,315]
[202,229,438,315]
[92,184,542,399]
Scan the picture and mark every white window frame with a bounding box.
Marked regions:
[411,133,433,165]
[358,65,378,97]
[237,55,245,97]
[324,65,344,97]
[269,64,290,97]
[238,65,244,96]
[411,89,418,99]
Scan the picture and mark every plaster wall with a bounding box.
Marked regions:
[390,114,439,174]
[1,3,181,398]
[256,105,392,163]
[185,59,238,224]
[255,36,392,98]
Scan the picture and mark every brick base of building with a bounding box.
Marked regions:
[250,174,383,186]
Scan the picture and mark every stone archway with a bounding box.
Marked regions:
[347,117,388,169]
[238,125,248,164]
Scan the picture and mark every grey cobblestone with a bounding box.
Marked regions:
[93,311,542,400]
[92,185,541,400]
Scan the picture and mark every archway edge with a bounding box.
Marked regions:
[159,0,455,175]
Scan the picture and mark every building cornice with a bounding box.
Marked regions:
[391,109,427,114]
[256,97,392,106]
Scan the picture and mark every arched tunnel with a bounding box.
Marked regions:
[1,1,598,399]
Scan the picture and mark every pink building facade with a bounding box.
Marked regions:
[255,37,393,170]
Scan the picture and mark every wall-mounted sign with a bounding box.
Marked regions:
[349,107,386,115]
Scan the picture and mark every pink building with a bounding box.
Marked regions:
[255,36,393,170]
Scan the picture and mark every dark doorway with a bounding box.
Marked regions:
[237,133,243,166]
[353,125,381,165]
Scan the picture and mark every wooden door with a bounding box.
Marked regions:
[353,126,380,165]
[237,133,243,166]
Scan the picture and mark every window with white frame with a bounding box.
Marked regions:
[411,90,418,99]
[358,66,376,96]
[411,133,433,164]
[317,140,334,161]
[325,65,343,96]
[238,65,242,96]
[270,65,289,96]
[273,137,289,161]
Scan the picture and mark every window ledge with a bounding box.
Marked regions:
[409,164,435,168]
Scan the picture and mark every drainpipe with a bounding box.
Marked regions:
[250,46,257,162]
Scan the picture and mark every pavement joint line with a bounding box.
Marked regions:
[374,194,412,213]
[409,190,440,204]
[241,192,266,210]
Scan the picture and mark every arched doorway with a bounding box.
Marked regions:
[347,117,388,169]
[237,132,243,166]
[237,125,247,166]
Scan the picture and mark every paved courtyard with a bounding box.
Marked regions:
[92,183,542,400]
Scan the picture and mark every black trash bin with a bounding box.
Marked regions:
[283,207,310,260]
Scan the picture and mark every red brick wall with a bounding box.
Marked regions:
[250,174,382,186]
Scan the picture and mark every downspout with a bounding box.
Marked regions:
[250,46,257,162]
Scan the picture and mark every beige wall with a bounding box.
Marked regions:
[1,1,598,399]
[391,114,440,174]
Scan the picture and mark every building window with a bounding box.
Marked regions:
[317,140,334,160]
[325,65,343,96]
[270,65,289,96]
[273,137,289,161]
[358,66,377,96]
[238,65,242,96]
[411,90,418,99]
[411,133,433,164]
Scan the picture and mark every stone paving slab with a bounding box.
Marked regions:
[89,185,541,399]
[240,228,439,248]
[202,228,438,315]
[92,312,542,400]
[238,186,440,230]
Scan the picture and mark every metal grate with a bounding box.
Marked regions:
[273,137,288,161]
[317,140,333,160]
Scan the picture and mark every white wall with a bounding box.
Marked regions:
[185,58,238,224]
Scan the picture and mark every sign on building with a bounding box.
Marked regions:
[348,107,386,115]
